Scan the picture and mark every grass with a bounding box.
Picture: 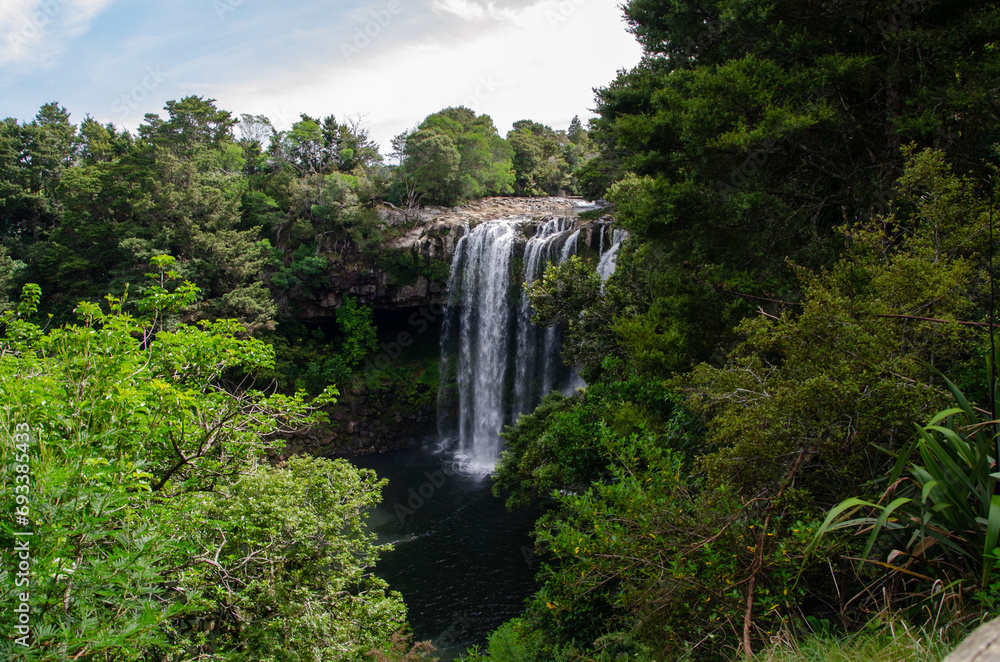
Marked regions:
[734,622,959,662]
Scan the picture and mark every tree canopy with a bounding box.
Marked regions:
[398,107,515,206]
[0,264,408,660]
[476,0,1000,659]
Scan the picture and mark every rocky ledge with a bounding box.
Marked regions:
[382,195,604,263]
[298,196,608,317]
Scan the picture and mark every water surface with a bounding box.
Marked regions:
[353,442,540,659]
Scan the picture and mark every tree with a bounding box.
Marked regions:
[238,114,275,177]
[139,96,237,156]
[110,145,275,329]
[581,0,1000,366]
[0,247,25,309]
[500,147,993,658]
[400,107,514,205]
[238,113,275,147]
[173,455,407,660]
[77,115,132,165]
[402,129,462,205]
[0,266,405,660]
[328,114,382,172]
[0,104,78,243]
[567,115,586,144]
[507,120,571,196]
[687,148,986,507]
[271,113,382,176]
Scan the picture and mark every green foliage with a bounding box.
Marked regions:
[494,375,695,509]
[366,629,436,662]
[582,0,1000,367]
[0,269,404,660]
[268,242,329,291]
[0,104,79,246]
[526,256,621,376]
[464,618,657,662]
[744,620,955,662]
[278,170,386,262]
[460,0,1000,657]
[507,120,572,196]
[0,246,25,308]
[504,141,993,659]
[270,113,381,175]
[6,98,275,327]
[3,4,997,653]
[336,296,378,367]
[377,248,451,287]
[495,421,820,660]
[138,96,237,155]
[400,107,514,206]
[528,247,731,378]
[506,117,596,197]
[687,148,985,510]
[489,376,824,659]
[263,297,377,395]
[0,97,397,330]
[176,455,406,660]
[813,369,1000,593]
[402,128,463,206]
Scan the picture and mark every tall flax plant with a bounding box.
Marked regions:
[811,369,1000,591]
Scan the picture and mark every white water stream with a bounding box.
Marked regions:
[439,217,624,470]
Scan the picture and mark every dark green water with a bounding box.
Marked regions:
[353,441,540,659]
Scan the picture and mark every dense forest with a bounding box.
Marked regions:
[2,0,1000,659]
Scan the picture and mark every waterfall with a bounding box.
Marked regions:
[559,228,580,262]
[596,228,627,283]
[452,221,518,469]
[513,219,578,419]
[439,217,581,470]
[436,223,467,441]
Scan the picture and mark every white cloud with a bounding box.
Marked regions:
[202,0,642,153]
[0,0,114,69]
[431,0,527,22]
[432,0,485,20]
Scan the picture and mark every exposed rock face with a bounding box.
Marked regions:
[298,196,607,318]
[277,380,437,459]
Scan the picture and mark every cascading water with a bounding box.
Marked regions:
[597,228,627,283]
[513,219,579,419]
[451,221,518,469]
[439,216,582,469]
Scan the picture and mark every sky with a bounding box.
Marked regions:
[0,0,645,154]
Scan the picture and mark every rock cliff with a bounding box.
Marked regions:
[297,196,607,318]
